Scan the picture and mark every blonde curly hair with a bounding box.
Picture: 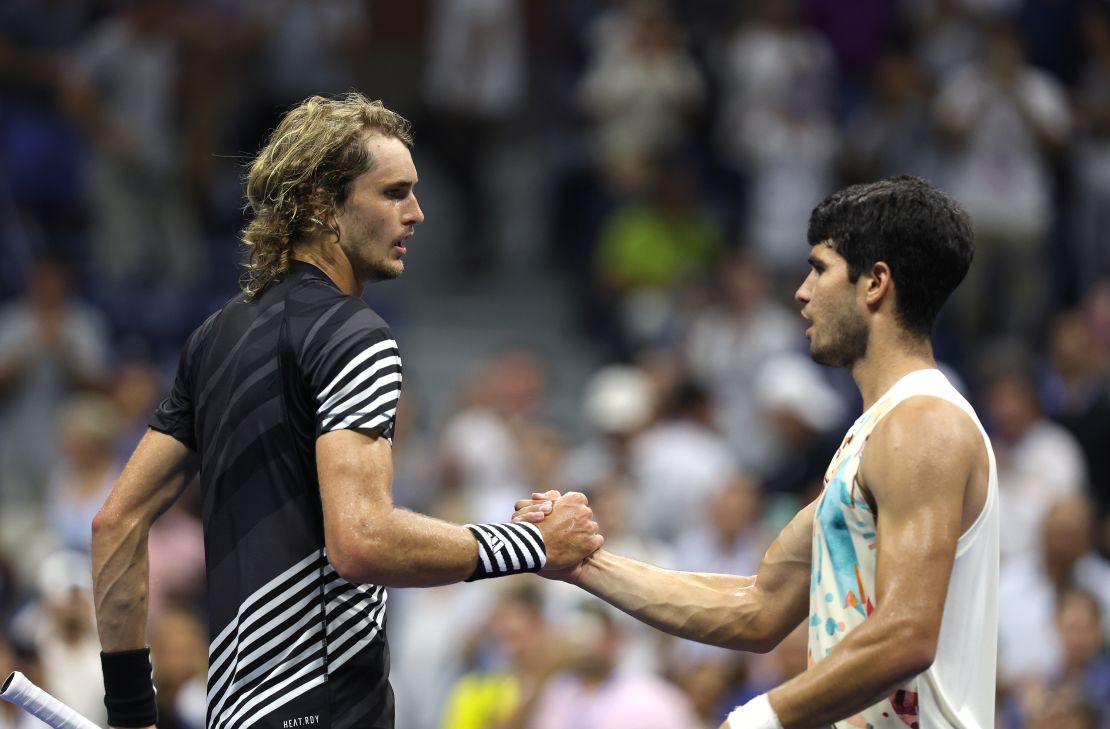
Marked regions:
[240,93,414,300]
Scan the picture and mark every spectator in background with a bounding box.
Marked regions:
[438,585,560,729]
[0,0,91,273]
[561,364,655,492]
[45,393,122,553]
[683,254,798,474]
[234,0,369,145]
[14,551,106,727]
[985,365,1089,563]
[716,622,809,726]
[145,484,204,621]
[674,475,765,579]
[629,377,738,543]
[592,153,725,353]
[528,603,700,729]
[390,582,500,729]
[1054,589,1110,717]
[805,0,899,94]
[909,0,980,84]
[934,19,1071,342]
[438,349,549,523]
[578,0,706,194]
[1004,588,1109,729]
[1014,681,1101,729]
[1052,590,1105,723]
[841,44,941,185]
[714,0,835,129]
[1041,308,1110,532]
[109,358,163,458]
[1073,1,1110,293]
[0,547,19,628]
[732,90,838,281]
[672,655,744,729]
[714,0,837,280]
[669,475,767,670]
[753,352,846,500]
[0,259,109,574]
[998,495,1110,683]
[59,0,202,286]
[149,606,207,729]
[421,0,526,274]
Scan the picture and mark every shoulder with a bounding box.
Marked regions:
[870,395,980,458]
[861,395,983,497]
[290,285,394,354]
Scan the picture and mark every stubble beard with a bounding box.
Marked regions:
[369,259,404,281]
[810,311,869,368]
[357,245,405,283]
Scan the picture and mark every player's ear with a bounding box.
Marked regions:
[864,261,893,307]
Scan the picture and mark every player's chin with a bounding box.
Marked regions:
[368,261,404,282]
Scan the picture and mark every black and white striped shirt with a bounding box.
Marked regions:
[151,262,401,729]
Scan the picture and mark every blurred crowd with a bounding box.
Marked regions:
[2,0,1110,728]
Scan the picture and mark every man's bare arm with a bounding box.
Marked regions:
[317,429,602,586]
[92,429,198,651]
[761,398,984,729]
[519,499,815,653]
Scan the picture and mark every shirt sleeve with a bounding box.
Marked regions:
[302,302,402,440]
[149,328,200,451]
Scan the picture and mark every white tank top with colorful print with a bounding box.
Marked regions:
[809,368,999,729]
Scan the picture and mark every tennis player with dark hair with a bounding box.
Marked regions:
[90,93,603,729]
[519,176,999,729]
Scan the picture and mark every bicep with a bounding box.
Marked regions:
[316,428,393,550]
[750,499,817,640]
[865,404,976,640]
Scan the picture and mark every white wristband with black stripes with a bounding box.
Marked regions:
[464,522,547,580]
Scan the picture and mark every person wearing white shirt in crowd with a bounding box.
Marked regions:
[984,368,1088,564]
[934,19,1071,340]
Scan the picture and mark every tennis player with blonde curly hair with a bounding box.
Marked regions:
[90,93,602,729]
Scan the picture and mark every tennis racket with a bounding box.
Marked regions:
[1,671,101,729]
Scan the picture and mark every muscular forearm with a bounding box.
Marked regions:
[328,507,480,587]
[768,613,933,729]
[572,550,777,652]
[91,431,197,653]
[91,513,153,651]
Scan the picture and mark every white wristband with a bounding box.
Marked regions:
[727,693,783,729]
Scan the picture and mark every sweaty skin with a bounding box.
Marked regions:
[517,401,987,729]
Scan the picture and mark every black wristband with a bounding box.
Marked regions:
[101,648,158,728]
[465,522,547,581]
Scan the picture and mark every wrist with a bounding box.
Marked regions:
[101,647,158,728]
[727,693,783,729]
[464,522,546,581]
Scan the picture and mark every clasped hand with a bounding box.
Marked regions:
[514,490,602,579]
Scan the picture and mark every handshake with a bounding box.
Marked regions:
[511,490,604,580]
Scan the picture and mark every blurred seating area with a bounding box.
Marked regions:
[1,1,1109,727]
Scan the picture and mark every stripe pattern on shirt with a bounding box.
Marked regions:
[206,551,387,729]
[317,338,402,433]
